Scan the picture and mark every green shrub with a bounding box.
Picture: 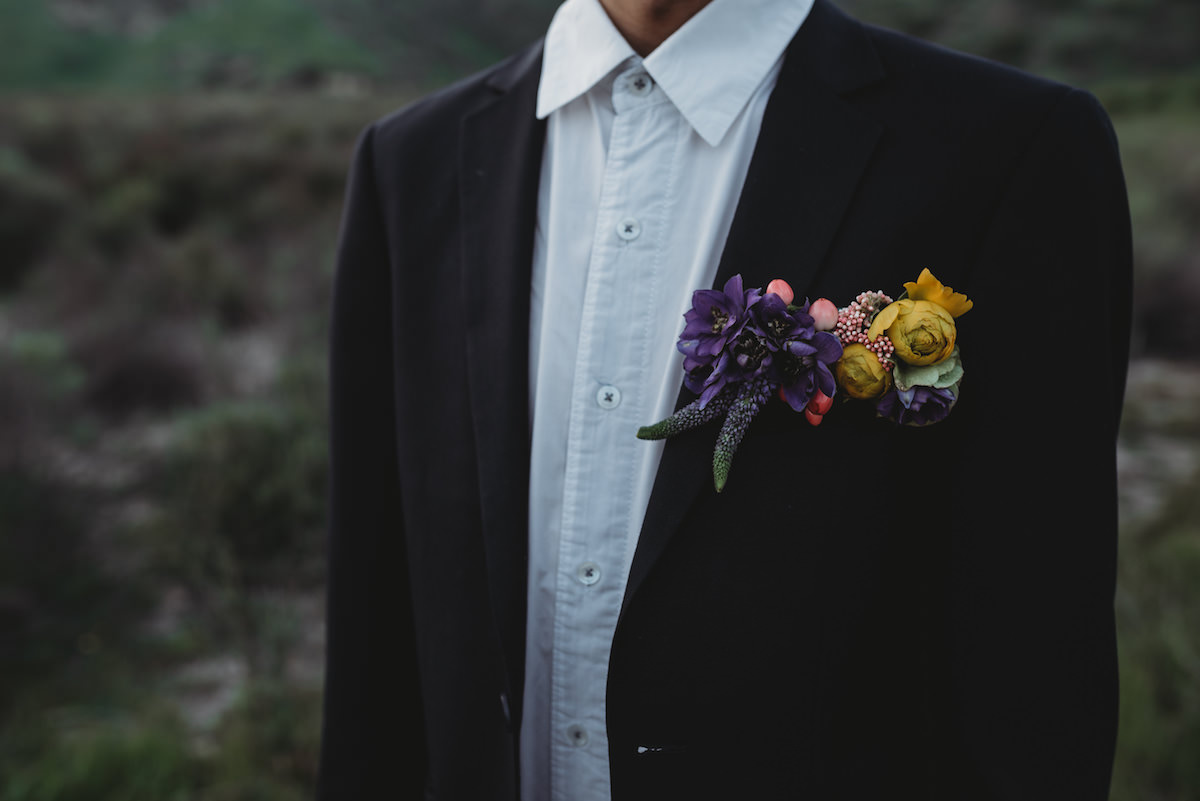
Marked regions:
[5,331,85,401]
[0,469,133,713]
[208,681,322,795]
[0,0,121,91]
[110,0,380,90]
[1110,111,1200,358]
[0,709,197,801]
[0,147,72,293]
[131,401,327,658]
[154,401,326,583]
[1113,471,1200,801]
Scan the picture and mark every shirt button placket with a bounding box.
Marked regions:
[596,385,622,409]
[566,724,589,747]
[576,561,601,586]
[625,71,654,97]
[616,217,641,241]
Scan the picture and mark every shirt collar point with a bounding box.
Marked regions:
[538,0,637,119]
[535,94,557,120]
[684,112,735,148]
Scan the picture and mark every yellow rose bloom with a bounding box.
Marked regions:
[835,343,892,399]
[867,299,956,366]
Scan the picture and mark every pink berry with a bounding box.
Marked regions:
[809,298,838,331]
[766,278,795,305]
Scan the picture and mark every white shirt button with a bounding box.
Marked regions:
[616,217,641,241]
[596,385,622,409]
[576,562,601,586]
[566,724,589,747]
[626,72,653,97]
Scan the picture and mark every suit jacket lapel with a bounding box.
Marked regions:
[459,43,545,726]
[622,0,886,620]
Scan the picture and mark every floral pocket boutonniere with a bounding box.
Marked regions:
[638,269,972,491]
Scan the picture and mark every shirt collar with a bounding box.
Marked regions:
[537,0,815,146]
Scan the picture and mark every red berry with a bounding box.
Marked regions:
[808,389,833,415]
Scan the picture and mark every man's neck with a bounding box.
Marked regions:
[597,0,715,56]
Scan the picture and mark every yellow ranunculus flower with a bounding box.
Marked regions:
[835,343,892,399]
[867,299,956,366]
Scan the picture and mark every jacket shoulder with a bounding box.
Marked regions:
[367,40,543,163]
[851,18,1114,155]
[863,21,1068,100]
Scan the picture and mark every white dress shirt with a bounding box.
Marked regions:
[524,0,814,798]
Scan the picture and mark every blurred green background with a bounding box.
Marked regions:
[0,1,1197,799]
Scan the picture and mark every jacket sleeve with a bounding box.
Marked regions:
[945,87,1132,800]
[317,123,428,799]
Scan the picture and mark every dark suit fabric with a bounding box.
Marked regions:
[317,1,1131,799]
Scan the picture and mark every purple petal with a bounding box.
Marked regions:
[877,385,956,425]
[815,363,836,398]
[698,378,727,408]
[722,274,745,302]
[785,340,817,358]
[780,373,816,412]
[811,331,844,364]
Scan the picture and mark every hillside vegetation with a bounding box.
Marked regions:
[1,0,1198,91]
[1,1,1198,799]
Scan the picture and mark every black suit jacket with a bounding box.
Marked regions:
[317,2,1132,799]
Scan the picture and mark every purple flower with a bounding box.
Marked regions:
[876,385,956,426]
[750,293,842,412]
[776,332,842,412]
[678,274,758,362]
[696,292,803,404]
[678,275,762,406]
[752,292,816,348]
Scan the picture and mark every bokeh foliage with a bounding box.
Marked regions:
[3,0,1198,92]
[0,92,397,801]
[0,2,1197,800]
[0,0,379,91]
